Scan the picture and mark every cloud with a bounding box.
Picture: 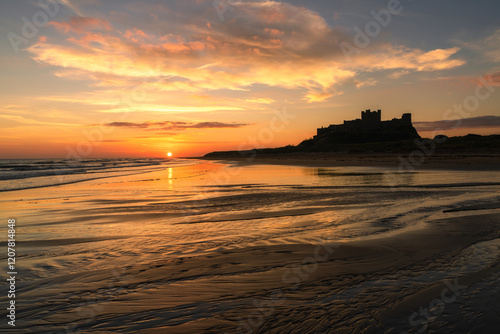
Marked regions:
[36,95,245,113]
[483,72,500,86]
[243,97,276,104]
[351,46,465,71]
[457,28,500,63]
[0,114,76,127]
[101,105,245,113]
[483,29,500,62]
[187,122,248,128]
[389,70,410,79]
[414,116,500,131]
[57,0,85,17]
[27,1,466,102]
[103,120,249,131]
[304,91,336,103]
[49,16,112,33]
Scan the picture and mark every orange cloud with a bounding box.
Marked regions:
[482,72,500,86]
[353,46,465,71]
[243,97,276,104]
[28,1,466,104]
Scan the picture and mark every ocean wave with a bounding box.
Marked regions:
[0,158,196,191]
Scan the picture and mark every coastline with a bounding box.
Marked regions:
[198,152,500,171]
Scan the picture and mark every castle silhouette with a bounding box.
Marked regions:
[315,109,413,138]
[310,109,420,144]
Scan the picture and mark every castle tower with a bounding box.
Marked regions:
[402,113,412,125]
[361,109,382,124]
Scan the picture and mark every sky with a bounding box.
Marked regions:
[0,0,499,158]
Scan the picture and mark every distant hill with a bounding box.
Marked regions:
[205,134,500,158]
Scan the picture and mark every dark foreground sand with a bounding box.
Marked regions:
[201,152,500,171]
[15,204,500,333]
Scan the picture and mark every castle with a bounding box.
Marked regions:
[205,108,423,157]
[315,109,414,139]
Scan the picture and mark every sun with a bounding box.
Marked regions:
[167,152,173,157]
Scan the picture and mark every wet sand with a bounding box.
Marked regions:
[13,209,500,333]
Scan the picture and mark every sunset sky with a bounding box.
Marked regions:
[1,0,499,158]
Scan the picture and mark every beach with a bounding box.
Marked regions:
[201,151,500,171]
[1,158,500,333]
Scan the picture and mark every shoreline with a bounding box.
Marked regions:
[198,152,500,171]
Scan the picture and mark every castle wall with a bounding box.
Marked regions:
[315,110,414,138]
